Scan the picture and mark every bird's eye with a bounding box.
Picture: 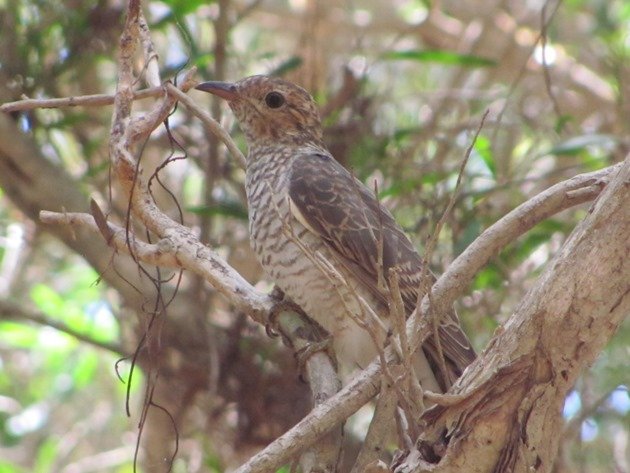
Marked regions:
[264,91,285,109]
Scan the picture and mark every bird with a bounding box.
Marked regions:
[196,75,476,392]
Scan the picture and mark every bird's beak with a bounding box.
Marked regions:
[195,81,239,101]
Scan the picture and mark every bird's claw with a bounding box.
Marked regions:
[267,286,338,380]
[266,287,304,340]
[295,336,337,381]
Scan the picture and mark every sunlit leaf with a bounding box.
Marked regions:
[473,265,503,290]
[383,49,496,67]
[34,438,58,473]
[29,276,117,346]
[0,460,27,473]
[0,322,40,348]
[72,351,99,388]
[194,53,215,69]
[30,285,65,318]
[473,135,495,177]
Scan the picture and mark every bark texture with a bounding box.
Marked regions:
[398,156,630,472]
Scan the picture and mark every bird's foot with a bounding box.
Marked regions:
[295,336,337,381]
[266,286,304,339]
[267,286,337,379]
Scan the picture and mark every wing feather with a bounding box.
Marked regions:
[288,153,476,389]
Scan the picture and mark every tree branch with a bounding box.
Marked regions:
[166,83,247,169]
[0,299,125,355]
[99,5,341,471]
[33,5,624,469]
[39,149,621,472]
[426,160,623,318]
[401,154,630,472]
[39,210,181,269]
[229,160,623,473]
[0,86,165,113]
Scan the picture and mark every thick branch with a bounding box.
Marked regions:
[39,153,620,472]
[426,160,622,317]
[230,161,622,473]
[39,210,180,268]
[402,155,630,473]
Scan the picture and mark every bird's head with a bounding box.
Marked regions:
[196,75,324,149]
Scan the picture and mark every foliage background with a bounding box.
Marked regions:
[0,0,628,471]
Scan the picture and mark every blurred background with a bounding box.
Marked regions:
[0,0,628,471]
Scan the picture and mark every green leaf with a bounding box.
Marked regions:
[473,135,495,177]
[72,351,99,388]
[473,265,502,290]
[383,49,496,67]
[187,201,248,220]
[0,322,40,349]
[30,285,65,318]
[194,53,215,69]
[269,56,303,77]
[159,0,211,16]
[0,460,27,473]
[34,438,58,473]
[29,277,118,345]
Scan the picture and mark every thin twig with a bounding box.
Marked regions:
[540,0,568,131]
[0,87,165,113]
[413,109,489,388]
[167,83,247,169]
[0,299,125,355]
[137,10,161,88]
[490,0,563,144]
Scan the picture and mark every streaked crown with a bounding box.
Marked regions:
[196,75,324,149]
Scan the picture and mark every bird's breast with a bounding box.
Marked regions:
[245,157,385,370]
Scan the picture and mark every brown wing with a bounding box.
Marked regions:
[288,153,476,390]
